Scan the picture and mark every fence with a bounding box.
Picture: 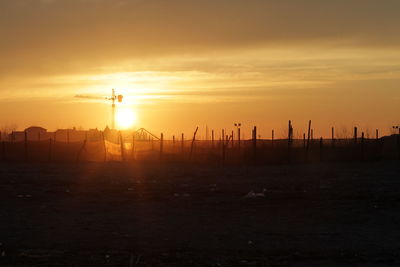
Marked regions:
[0,131,399,164]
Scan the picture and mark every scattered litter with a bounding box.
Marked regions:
[241,259,257,265]
[244,189,266,199]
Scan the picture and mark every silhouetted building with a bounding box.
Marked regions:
[25,126,47,140]
[10,126,49,141]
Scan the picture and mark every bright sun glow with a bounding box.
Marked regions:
[116,107,137,129]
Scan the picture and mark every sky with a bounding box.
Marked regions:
[1,0,400,138]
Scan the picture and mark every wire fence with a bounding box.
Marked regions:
[0,133,399,164]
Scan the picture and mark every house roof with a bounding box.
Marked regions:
[25,126,47,132]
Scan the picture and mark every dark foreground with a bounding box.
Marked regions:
[0,161,400,266]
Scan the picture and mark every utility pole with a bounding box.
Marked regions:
[234,123,241,149]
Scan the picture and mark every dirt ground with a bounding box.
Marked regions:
[0,161,400,266]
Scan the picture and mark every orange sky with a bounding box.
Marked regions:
[1,0,400,138]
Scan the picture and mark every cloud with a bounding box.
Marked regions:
[1,0,400,77]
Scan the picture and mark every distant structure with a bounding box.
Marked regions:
[2,125,159,144]
[106,89,123,130]
[10,126,49,141]
[26,126,47,140]
[6,126,109,142]
[74,88,123,130]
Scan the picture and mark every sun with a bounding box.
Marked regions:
[115,107,137,129]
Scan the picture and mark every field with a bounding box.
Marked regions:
[1,161,400,266]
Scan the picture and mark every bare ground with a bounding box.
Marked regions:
[0,161,400,266]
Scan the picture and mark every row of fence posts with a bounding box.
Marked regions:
[1,123,400,163]
[98,123,398,163]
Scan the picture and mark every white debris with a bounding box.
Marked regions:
[244,189,266,199]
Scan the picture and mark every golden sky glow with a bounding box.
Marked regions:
[1,0,400,138]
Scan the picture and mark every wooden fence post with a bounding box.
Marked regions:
[252,126,257,162]
[189,127,199,161]
[361,132,365,161]
[76,140,87,162]
[354,127,358,144]
[231,130,234,148]
[24,131,28,162]
[222,129,225,164]
[306,120,311,161]
[181,133,184,154]
[288,120,292,163]
[102,131,107,162]
[272,129,274,148]
[131,132,135,161]
[319,137,323,162]
[212,130,214,148]
[160,133,164,161]
[119,131,125,161]
[375,129,380,160]
[237,127,241,150]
